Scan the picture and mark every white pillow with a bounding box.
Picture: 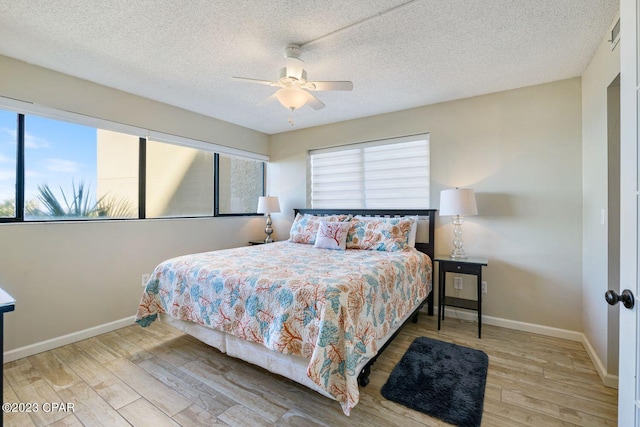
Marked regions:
[407,215,419,247]
[414,217,429,246]
[314,221,351,250]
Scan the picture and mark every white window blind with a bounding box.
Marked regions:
[310,135,430,208]
[0,96,269,162]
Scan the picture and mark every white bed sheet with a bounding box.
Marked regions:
[158,301,420,401]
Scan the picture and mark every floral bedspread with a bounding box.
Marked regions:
[135,241,432,415]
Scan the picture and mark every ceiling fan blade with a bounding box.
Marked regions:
[306,81,354,91]
[232,77,279,87]
[257,93,278,106]
[285,57,304,80]
[303,91,325,110]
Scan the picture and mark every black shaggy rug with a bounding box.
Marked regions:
[381,337,488,427]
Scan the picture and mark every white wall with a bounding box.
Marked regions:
[0,55,269,353]
[0,55,268,156]
[581,17,621,383]
[270,78,583,332]
[0,217,265,352]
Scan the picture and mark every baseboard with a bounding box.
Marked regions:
[581,333,619,389]
[4,316,136,363]
[438,307,583,341]
[434,307,618,389]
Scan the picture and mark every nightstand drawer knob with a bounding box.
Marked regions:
[457,266,462,270]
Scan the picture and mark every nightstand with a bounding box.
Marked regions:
[0,287,15,405]
[435,255,488,338]
[249,240,276,245]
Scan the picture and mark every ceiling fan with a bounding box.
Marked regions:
[233,44,353,125]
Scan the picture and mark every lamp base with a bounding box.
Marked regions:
[450,215,467,259]
[264,213,274,243]
[449,249,467,259]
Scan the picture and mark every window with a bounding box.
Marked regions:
[310,135,430,208]
[0,101,267,222]
[217,155,264,214]
[21,116,139,220]
[143,143,268,218]
[96,129,139,218]
[146,140,213,218]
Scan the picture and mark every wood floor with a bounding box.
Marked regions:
[3,314,617,426]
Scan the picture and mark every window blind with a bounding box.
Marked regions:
[0,96,269,162]
[310,135,430,208]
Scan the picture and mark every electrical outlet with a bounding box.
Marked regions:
[454,277,463,290]
[141,274,150,287]
[482,281,487,294]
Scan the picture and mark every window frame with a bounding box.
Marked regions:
[0,100,268,223]
[2,114,25,223]
[214,153,267,217]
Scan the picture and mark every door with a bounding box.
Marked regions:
[618,0,639,424]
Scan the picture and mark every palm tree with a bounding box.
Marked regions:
[0,199,39,217]
[0,199,14,217]
[35,181,133,218]
[96,195,134,218]
[0,181,134,219]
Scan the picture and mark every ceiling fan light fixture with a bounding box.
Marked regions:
[275,87,307,110]
[233,43,352,122]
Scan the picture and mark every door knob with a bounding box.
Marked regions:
[605,289,635,309]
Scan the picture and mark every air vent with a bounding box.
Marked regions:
[610,18,620,50]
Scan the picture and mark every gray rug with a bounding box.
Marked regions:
[381,337,488,427]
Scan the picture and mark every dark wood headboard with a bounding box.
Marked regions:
[294,208,437,261]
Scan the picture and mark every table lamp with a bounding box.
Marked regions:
[439,188,478,259]
[257,196,281,243]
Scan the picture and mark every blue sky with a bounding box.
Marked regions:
[0,109,98,209]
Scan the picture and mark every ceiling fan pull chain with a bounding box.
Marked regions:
[288,107,295,126]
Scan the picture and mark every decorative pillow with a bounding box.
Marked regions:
[346,216,416,251]
[348,215,418,247]
[314,221,351,250]
[289,213,351,244]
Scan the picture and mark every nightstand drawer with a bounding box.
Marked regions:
[441,262,481,275]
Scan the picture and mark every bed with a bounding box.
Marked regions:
[135,208,436,415]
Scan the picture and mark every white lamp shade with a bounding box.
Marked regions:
[439,188,478,217]
[276,87,308,110]
[257,196,281,214]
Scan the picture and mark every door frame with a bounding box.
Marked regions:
[618,0,638,424]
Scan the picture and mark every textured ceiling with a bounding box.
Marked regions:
[0,0,619,135]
